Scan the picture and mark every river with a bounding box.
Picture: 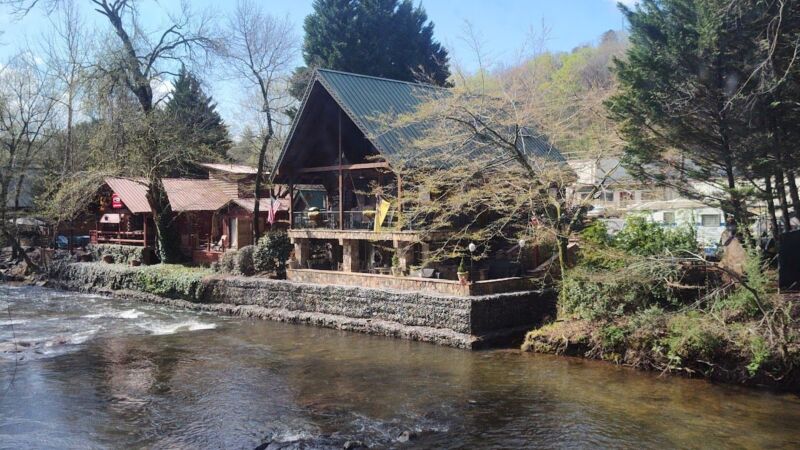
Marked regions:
[1,285,799,449]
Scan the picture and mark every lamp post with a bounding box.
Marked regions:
[517,239,526,275]
[468,242,476,281]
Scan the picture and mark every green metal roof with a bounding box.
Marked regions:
[275,68,564,175]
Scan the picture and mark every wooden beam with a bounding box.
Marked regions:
[288,182,294,228]
[338,110,344,230]
[296,161,390,174]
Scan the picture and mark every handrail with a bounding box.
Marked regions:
[292,210,398,230]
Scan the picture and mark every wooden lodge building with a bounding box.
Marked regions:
[92,163,297,264]
[271,69,564,294]
[90,68,563,295]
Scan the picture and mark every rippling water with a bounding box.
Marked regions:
[1,285,800,449]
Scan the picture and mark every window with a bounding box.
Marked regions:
[701,214,721,227]
[663,212,675,225]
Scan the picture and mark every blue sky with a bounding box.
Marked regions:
[0,0,631,132]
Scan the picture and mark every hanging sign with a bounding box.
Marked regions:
[111,193,124,209]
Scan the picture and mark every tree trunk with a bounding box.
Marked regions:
[775,171,792,231]
[786,169,800,220]
[146,178,181,263]
[252,133,271,244]
[764,175,780,242]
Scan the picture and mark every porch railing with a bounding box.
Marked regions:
[292,210,398,231]
[90,230,150,246]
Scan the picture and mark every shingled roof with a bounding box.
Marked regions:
[274,68,564,174]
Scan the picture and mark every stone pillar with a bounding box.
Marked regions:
[340,239,360,272]
[293,238,310,269]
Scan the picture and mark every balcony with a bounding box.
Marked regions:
[292,210,398,231]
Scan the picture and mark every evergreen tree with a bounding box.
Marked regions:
[289,0,451,104]
[164,66,232,159]
[607,0,749,224]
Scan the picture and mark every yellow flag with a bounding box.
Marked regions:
[374,199,391,232]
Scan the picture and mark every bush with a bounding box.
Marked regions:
[135,264,211,301]
[253,232,292,278]
[663,312,725,369]
[217,249,238,274]
[614,215,697,257]
[235,245,255,276]
[559,261,680,321]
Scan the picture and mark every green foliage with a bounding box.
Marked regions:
[600,324,627,350]
[217,249,238,274]
[291,0,451,101]
[663,312,724,368]
[235,245,256,276]
[559,262,680,321]
[392,252,401,268]
[581,220,610,246]
[164,66,231,160]
[747,335,770,377]
[457,257,466,273]
[613,216,697,257]
[253,232,293,278]
[135,264,211,301]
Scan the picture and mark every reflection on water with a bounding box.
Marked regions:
[1,285,800,449]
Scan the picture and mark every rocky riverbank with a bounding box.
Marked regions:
[45,261,555,349]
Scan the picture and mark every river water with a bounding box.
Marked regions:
[1,285,799,449]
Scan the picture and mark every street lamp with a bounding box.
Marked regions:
[468,242,476,281]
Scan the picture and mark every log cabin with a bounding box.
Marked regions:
[271,68,565,285]
[91,163,295,264]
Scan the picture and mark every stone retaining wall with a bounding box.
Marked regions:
[50,262,556,349]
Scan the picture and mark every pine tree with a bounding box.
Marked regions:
[289,0,451,105]
[606,0,748,224]
[164,66,232,159]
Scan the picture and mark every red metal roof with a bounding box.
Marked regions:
[104,178,151,214]
[231,198,289,213]
[163,179,232,212]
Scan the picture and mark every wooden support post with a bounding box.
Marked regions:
[288,182,294,228]
[338,109,344,230]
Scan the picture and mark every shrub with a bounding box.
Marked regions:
[663,312,724,369]
[253,232,293,278]
[581,220,610,246]
[135,264,210,301]
[559,261,680,321]
[614,215,697,257]
[217,249,238,274]
[234,245,255,276]
[599,324,627,351]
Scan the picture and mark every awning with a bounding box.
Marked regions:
[100,213,121,224]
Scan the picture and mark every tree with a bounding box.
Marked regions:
[223,0,296,243]
[164,66,231,159]
[0,53,57,265]
[607,0,749,226]
[4,0,220,262]
[290,0,451,105]
[372,28,623,276]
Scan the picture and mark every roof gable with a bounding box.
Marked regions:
[104,178,151,214]
[274,69,564,180]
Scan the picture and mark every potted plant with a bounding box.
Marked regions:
[391,252,403,277]
[457,258,469,284]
